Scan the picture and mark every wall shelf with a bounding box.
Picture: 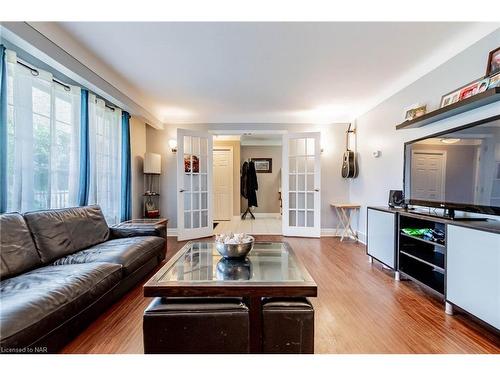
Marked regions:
[396,87,500,130]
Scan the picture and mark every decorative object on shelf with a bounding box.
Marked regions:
[488,72,500,89]
[486,46,500,76]
[168,139,178,153]
[441,77,490,109]
[388,190,404,208]
[341,123,358,178]
[144,152,161,219]
[404,104,427,121]
[250,158,272,173]
[398,87,500,130]
[440,88,461,108]
[458,79,483,101]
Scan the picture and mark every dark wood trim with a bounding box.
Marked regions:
[396,87,500,130]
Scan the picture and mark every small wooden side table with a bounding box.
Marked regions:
[331,203,360,241]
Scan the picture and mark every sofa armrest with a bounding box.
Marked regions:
[110,226,166,239]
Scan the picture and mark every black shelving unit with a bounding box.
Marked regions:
[398,214,446,297]
[396,87,500,130]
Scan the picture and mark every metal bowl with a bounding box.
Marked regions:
[216,258,252,280]
[215,238,254,259]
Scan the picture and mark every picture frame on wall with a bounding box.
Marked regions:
[486,46,500,76]
[251,158,272,173]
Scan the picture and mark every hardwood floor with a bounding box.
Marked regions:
[61,236,500,354]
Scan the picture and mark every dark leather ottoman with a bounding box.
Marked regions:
[262,298,314,353]
[143,297,250,354]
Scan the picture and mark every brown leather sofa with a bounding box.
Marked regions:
[0,205,166,353]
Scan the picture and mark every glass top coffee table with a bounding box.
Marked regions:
[143,241,317,352]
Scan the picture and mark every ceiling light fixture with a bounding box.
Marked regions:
[440,138,461,144]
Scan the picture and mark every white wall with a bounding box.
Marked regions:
[146,123,350,230]
[350,29,500,242]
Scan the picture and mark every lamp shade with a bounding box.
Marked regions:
[144,153,161,174]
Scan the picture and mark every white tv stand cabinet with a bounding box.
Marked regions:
[366,206,500,332]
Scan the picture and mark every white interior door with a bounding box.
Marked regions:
[213,147,233,221]
[411,150,446,201]
[282,132,321,237]
[177,129,213,240]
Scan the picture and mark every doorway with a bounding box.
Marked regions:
[213,146,233,221]
[212,134,283,235]
[176,129,322,240]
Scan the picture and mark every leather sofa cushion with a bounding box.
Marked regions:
[52,236,165,276]
[0,213,42,280]
[0,262,121,349]
[23,205,110,264]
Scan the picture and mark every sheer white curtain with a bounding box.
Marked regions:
[6,50,81,213]
[88,93,122,225]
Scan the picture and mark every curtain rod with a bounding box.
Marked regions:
[16,59,117,112]
[16,60,71,92]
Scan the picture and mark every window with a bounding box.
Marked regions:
[88,94,122,225]
[6,50,81,213]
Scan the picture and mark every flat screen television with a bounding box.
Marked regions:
[404,114,500,216]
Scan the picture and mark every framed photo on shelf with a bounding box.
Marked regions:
[251,158,272,173]
[440,89,461,108]
[488,72,500,89]
[486,46,500,76]
[403,104,427,121]
[458,81,480,100]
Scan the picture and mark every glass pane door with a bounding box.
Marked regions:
[177,129,213,240]
[283,132,321,237]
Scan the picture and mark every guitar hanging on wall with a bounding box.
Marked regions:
[341,123,359,178]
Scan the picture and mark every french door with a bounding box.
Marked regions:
[282,132,321,237]
[177,129,213,241]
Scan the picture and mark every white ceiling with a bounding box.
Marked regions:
[57,22,499,124]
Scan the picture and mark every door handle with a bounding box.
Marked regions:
[314,188,320,192]
[179,189,186,193]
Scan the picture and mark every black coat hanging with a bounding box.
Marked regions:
[246,161,259,207]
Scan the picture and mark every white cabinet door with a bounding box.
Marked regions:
[367,208,396,268]
[447,225,500,329]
